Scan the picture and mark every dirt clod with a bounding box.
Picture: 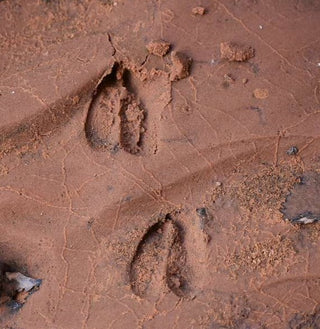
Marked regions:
[220,42,255,62]
[169,51,192,81]
[146,40,171,57]
[253,88,269,99]
[192,6,205,16]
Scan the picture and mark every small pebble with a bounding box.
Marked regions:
[286,146,298,156]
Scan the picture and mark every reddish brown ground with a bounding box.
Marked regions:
[1,0,320,328]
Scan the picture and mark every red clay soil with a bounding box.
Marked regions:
[1,1,320,328]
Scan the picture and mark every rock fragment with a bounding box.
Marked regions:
[0,269,42,314]
[286,146,299,156]
[169,51,192,81]
[220,42,255,62]
[5,272,42,292]
[146,40,170,57]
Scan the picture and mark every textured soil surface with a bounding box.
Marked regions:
[1,1,320,328]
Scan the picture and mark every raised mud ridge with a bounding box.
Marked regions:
[129,215,190,298]
[85,63,145,155]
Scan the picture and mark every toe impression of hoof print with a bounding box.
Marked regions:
[0,264,42,317]
[129,216,191,299]
[165,221,190,298]
[85,64,145,155]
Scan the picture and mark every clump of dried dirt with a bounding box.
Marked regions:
[220,42,255,62]
[226,235,296,277]
[231,165,302,214]
[146,40,171,57]
[169,51,192,81]
[192,6,206,16]
[253,88,269,99]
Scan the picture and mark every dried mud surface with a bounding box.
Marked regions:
[1,0,320,328]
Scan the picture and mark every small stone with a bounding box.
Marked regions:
[242,78,248,84]
[286,146,298,156]
[220,42,255,62]
[169,51,192,81]
[146,40,171,57]
[292,215,319,224]
[0,270,42,314]
[253,88,269,99]
[6,272,42,292]
[192,6,206,16]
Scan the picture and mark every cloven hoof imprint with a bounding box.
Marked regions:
[85,63,145,155]
[129,214,190,298]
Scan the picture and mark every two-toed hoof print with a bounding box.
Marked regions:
[129,214,191,299]
[85,63,145,155]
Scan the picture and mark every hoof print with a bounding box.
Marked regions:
[85,63,145,155]
[129,215,191,298]
[129,219,174,297]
